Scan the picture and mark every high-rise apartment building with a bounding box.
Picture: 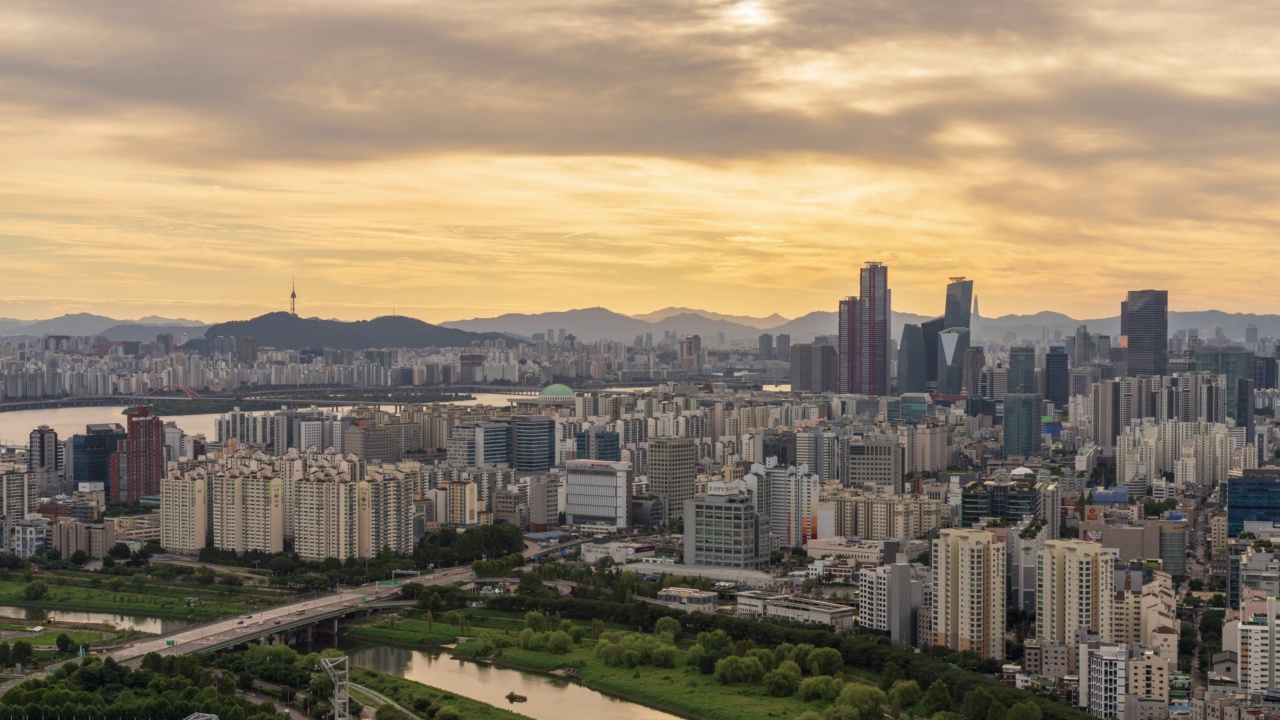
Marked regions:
[838,262,891,396]
[648,437,696,524]
[291,465,414,561]
[1036,540,1115,645]
[932,528,1006,661]
[160,468,208,555]
[210,466,285,555]
[27,425,61,493]
[1121,290,1169,376]
[446,478,479,527]
[0,464,37,521]
[564,460,632,529]
[110,406,166,503]
[766,463,820,548]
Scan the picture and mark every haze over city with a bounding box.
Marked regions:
[5,0,1280,322]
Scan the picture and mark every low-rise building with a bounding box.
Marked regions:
[656,587,717,611]
[735,590,855,632]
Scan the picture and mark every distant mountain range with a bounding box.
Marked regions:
[0,313,209,341]
[201,312,508,350]
[443,307,1280,344]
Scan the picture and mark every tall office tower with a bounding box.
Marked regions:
[1072,325,1096,367]
[944,277,974,331]
[921,316,945,388]
[758,333,774,361]
[27,425,62,493]
[970,294,981,341]
[1121,290,1169,376]
[71,423,128,491]
[513,415,556,471]
[1256,356,1278,390]
[575,426,622,461]
[937,328,970,394]
[1004,394,1043,458]
[564,460,632,529]
[776,334,791,362]
[897,324,928,393]
[1197,348,1257,419]
[1036,540,1115,645]
[1044,347,1069,407]
[1236,377,1256,433]
[791,343,839,393]
[160,468,209,555]
[684,480,768,569]
[838,262,891,396]
[110,406,166,503]
[932,528,1006,661]
[1247,323,1259,343]
[962,347,986,396]
[648,437,697,524]
[1008,346,1037,394]
[210,466,285,555]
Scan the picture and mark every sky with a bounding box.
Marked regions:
[3,0,1279,324]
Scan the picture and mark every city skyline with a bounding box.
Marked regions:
[5,2,1280,322]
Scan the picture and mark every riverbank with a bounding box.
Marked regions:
[344,618,457,647]
[451,642,825,720]
[352,667,534,720]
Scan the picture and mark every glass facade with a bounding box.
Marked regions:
[1227,475,1280,536]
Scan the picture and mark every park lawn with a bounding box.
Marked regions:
[455,642,835,720]
[28,629,105,646]
[351,667,533,720]
[344,619,458,647]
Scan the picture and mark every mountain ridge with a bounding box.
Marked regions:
[202,312,508,350]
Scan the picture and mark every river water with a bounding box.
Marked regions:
[0,605,192,634]
[338,642,681,720]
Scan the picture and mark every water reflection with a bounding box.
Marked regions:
[333,641,680,720]
[0,605,192,634]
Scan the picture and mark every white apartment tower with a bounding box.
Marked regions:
[160,468,209,555]
[1036,539,1115,645]
[211,466,285,554]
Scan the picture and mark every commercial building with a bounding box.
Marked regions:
[1003,394,1043,458]
[1008,347,1037,395]
[736,590,855,632]
[51,518,117,560]
[1121,290,1169,377]
[649,437,697,525]
[845,435,904,494]
[1226,472,1280,537]
[832,493,942,540]
[683,480,768,570]
[575,427,622,462]
[70,424,128,491]
[657,587,717,611]
[932,528,1006,661]
[791,343,839,393]
[564,460,631,529]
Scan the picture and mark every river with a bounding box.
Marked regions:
[337,641,681,720]
[0,605,192,634]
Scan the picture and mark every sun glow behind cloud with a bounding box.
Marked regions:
[0,0,1278,322]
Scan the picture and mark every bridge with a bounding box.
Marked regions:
[94,539,588,664]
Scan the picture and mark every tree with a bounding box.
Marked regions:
[987,703,1007,720]
[0,643,10,668]
[880,661,905,692]
[836,684,886,720]
[764,665,802,697]
[108,543,132,560]
[524,611,548,632]
[55,633,72,654]
[11,641,32,667]
[962,688,996,720]
[923,680,952,716]
[714,655,766,684]
[70,550,89,566]
[655,616,682,639]
[808,647,844,677]
[801,675,845,702]
[1005,702,1042,720]
[890,680,922,709]
[824,709,860,720]
[23,580,48,601]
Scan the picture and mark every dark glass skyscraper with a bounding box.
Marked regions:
[896,324,928,393]
[1121,289,1169,376]
[1008,346,1037,395]
[1198,347,1257,419]
[944,278,974,331]
[1003,393,1043,458]
[1044,346,1069,406]
[71,423,127,491]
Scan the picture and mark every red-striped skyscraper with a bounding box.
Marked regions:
[838,262,892,396]
[110,406,167,502]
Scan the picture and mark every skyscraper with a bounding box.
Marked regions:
[1008,346,1037,395]
[1003,393,1043,458]
[27,425,62,494]
[936,328,970,394]
[838,262,891,396]
[791,343,839,393]
[932,528,1006,661]
[897,324,928,393]
[1044,346,1069,407]
[1121,290,1169,376]
[1197,347,1257,420]
[944,277,974,331]
[649,437,697,525]
[962,347,986,397]
[110,406,166,503]
[758,333,774,361]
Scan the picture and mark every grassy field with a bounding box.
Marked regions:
[0,573,294,620]
[453,642,837,720]
[352,667,533,720]
[344,618,458,647]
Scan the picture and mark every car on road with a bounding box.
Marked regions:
[273,620,281,625]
